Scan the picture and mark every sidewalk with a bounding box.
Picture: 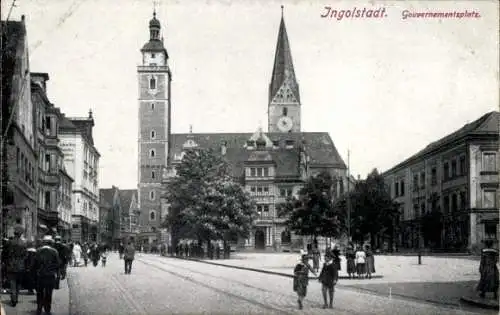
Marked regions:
[166,252,498,310]
[0,277,70,315]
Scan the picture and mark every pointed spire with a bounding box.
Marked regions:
[269,6,300,103]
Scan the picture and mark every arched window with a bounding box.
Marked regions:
[150,190,155,200]
[151,171,155,179]
[150,149,155,157]
[281,229,291,243]
[151,103,155,110]
[150,211,156,221]
[149,77,156,90]
[151,130,156,139]
[282,107,288,116]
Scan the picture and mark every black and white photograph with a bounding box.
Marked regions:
[0,0,498,314]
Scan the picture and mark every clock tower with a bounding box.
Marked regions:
[268,6,301,133]
[137,10,172,231]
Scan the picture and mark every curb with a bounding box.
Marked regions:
[165,255,383,280]
[460,296,499,310]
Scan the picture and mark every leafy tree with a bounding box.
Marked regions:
[162,148,257,248]
[277,171,342,242]
[334,169,399,248]
[421,209,443,248]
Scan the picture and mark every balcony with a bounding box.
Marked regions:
[137,65,169,72]
[44,137,59,147]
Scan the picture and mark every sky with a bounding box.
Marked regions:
[3,0,499,189]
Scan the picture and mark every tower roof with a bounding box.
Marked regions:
[269,7,300,103]
[141,11,168,56]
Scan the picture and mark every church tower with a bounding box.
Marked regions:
[268,6,301,133]
[137,11,172,231]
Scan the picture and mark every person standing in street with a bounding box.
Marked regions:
[5,225,27,306]
[72,242,82,267]
[118,242,124,259]
[34,235,61,315]
[53,236,69,280]
[123,241,136,274]
[355,245,366,279]
[477,239,499,299]
[293,253,316,310]
[24,241,37,295]
[345,244,356,279]
[318,251,338,309]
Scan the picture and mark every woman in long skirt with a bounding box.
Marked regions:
[293,254,316,309]
[345,244,356,278]
[365,244,375,279]
[72,242,82,267]
[477,240,499,299]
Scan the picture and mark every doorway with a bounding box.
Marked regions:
[255,229,265,250]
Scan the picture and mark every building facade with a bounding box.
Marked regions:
[137,11,172,245]
[59,111,100,243]
[2,16,38,240]
[31,73,74,240]
[155,10,348,251]
[383,111,499,253]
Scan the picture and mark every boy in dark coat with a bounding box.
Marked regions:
[293,254,316,309]
[318,252,339,308]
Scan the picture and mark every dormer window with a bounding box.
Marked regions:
[285,140,294,148]
[247,140,255,148]
[256,140,266,150]
[149,77,156,90]
[272,140,279,148]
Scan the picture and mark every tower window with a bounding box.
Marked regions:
[149,77,156,90]
[151,53,156,58]
[151,103,155,110]
[149,211,156,221]
[151,130,156,139]
[150,190,155,200]
[150,149,156,157]
[152,171,155,179]
[282,107,288,116]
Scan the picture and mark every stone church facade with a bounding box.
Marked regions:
[137,10,348,250]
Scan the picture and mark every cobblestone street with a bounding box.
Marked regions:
[64,253,493,314]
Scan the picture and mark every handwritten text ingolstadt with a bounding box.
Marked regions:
[320,6,388,21]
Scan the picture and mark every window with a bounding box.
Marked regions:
[150,190,155,200]
[149,77,156,90]
[413,174,418,191]
[151,130,156,139]
[460,191,467,210]
[256,168,263,177]
[485,221,498,240]
[443,196,450,214]
[420,172,425,188]
[16,147,20,172]
[263,186,269,193]
[150,211,156,221]
[250,168,256,176]
[483,190,497,208]
[443,162,449,180]
[281,230,291,243]
[459,156,466,175]
[150,149,156,157]
[257,186,263,193]
[400,180,405,196]
[431,168,437,185]
[151,53,156,58]
[413,203,419,218]
[395,182,399,197]
[264,168,269,177]
[420,203,425,216]
[250,186,256,193]
[451,160,457,178]
[282,107,288,116]
[483,153,497,172]
[451,193,458,212]
[151,103,155,110]
[280,188,293,197]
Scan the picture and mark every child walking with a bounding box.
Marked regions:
[293,253,316,310]
[318,252,339,309]
[101,250,107,267]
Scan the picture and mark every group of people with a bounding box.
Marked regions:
[345,243,376,279]
[2,226,70,315]
[70,242,108,268]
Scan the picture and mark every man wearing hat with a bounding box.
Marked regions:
[34,235,61,315]
[5,225,27,306]
[53,235,69,280]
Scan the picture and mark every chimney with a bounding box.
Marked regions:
[221,140,227,156]
[31,72,50,94]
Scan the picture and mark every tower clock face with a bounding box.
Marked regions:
[277,116,293,132]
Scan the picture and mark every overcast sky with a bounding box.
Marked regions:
[3,0,498,189]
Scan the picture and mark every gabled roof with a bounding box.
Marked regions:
[59,114,77,130]
[269,13,300,103]
[383,111,499,174]
[170,132,346,178]
[119,189,137,213]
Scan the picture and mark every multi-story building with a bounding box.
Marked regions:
[151,10,348,251]
[59,111,100,243]
[383,111,499,253]
[31,72,73,240]
[136,11,172,244]
[1,16,37,240]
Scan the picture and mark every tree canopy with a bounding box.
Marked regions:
[162,148,257,245]
[277,171,342,240]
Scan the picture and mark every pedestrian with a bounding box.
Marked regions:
[54,236,69,280]
[365,244,375,279]
[318,251,338,309]
[345,243,356,279]
[293,253,316,310]
[34,235,61,315]
[101,250,107,267]
[118,242,124,259]
[355,245,366,278]
[5,225,27,306]
[72,242,82,267]
[24,241,37,295]
[123,241,136,275]
[477,239,499,299]
[312,244,320,273]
